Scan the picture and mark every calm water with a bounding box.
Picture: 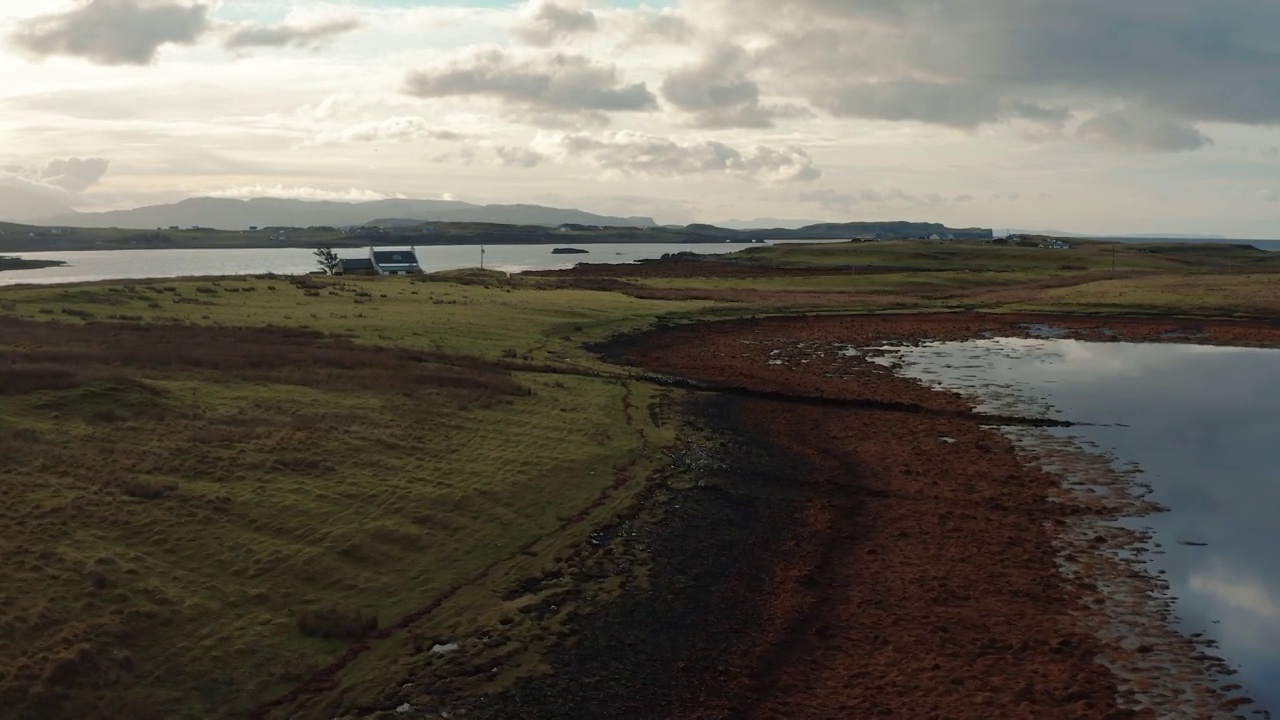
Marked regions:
[875,338,1280,713]
[0,241,826,286]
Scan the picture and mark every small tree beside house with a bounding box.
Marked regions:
[314,246,340,275]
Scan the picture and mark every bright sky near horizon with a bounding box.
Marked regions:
[1,0,1279,236]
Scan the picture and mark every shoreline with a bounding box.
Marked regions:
[573,312,1279,718]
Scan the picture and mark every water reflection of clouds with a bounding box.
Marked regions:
[880,337,1280,712]
[1189,558,1280,654]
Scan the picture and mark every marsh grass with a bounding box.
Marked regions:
[0,311,654,720]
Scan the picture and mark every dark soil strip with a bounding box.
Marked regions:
[628,372,1088,427]
[436,394,820,719]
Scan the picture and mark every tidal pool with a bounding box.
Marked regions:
[873,337,1280,714]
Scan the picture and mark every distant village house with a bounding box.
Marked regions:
[335,247,423,276]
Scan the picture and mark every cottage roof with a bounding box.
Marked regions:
[372,249,418,265]
[339,258,375,271]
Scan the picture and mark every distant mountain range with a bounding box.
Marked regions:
[26,197,657,231]
[715,217,830,230]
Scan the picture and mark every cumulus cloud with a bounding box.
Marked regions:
[1077,108,1212,153]
[2,158,110,193]
[495,146,546,168]
[543,131,821,183]
[687,0,1280,149]
[403,49,657,122]
[309,118,467,145]
[661,44,806,128]
[9,0,211,66]
[31,157,111,192]
[625,9,695,45]
[225,19,362,50]
[201,185,405,202]
[0,157,111,220]
[512,1,596,47]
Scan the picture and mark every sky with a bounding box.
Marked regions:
[1,0,1279,236]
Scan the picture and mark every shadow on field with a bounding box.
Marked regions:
[0,317,529,399]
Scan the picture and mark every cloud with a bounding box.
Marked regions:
[0,157,110,219]
[309,118,467,145]
[512,1,596,47]
[495,146,545,168]
[1262,190,1280,203]
[403,49,657,121]
[661,44,806,129]
[797,189,861,214]
[1077,108,1212,152]
[9,0,211,66]
[1,157,110,193]
[619,8,695,45]
[544,131,821,183]
[201,185,405,202]
[688,0,1280,149]
[34,157,111,192]
[224,19,361,50]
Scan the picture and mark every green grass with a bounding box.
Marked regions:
[1,371,647,718]
[1021,272,1280,316]
[732,239,1278,274]
[3,239,1278,720]
[0,275,713,364]
[0,279,707,720]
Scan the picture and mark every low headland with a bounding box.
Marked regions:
[0,255,65,272]
[0,219,992,253]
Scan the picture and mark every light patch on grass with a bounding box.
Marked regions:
[0,276,711,364]
[1026,273,1280,316]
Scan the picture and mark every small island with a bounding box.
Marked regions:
[0,255,65,272]
[551,247,590,255]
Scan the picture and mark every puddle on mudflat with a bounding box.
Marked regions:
[873,337,1280,715]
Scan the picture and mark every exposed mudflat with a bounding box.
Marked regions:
[600,313,1280,719]
[400,312,1280,720]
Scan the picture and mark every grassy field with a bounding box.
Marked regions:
[0,274,714,364]
[619,240,1280,318]
[2,238,1279,720]
[733,238,1279,274]
[0,277,710,720]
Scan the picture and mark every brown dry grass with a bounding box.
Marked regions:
[0,317,529,400]
[0,315,646,720]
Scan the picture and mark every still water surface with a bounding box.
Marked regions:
[875,337,1280,713]
[0,242,820,286]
